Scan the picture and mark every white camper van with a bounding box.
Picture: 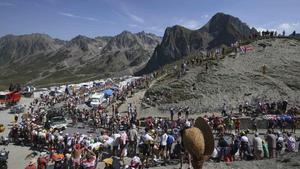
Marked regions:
[89,92,106,107]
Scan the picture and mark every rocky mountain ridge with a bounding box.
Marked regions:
[139,12,258,74]
[0,31,161,88]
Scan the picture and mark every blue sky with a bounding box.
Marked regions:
[0,0,299,40]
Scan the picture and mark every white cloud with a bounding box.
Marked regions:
[119,3,144,24]
[202,14,209,19]
[173,17,202,29]
[127,24,164,34]
[278,23,291,30]
[58,12,98,21]
[277,22,299,34]
[181,19,201,29]
[59,12,75,17]
[128,24,139,28]
[0,2,14,6]
[126,12,144,24]
[257,22,300,34]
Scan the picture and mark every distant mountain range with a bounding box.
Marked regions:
[139,12,257,74]
[0,31,161,88]
[0,12,258,88]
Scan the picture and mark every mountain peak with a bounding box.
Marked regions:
[0,33,61,65]
[1,33,53,41]
[119,30,134,36]
[212,12,230,18]
[203,12,243,32]
[168,25,189,31]
[65,35,96,51]
[71,35,93,41]
[139,12,257,74]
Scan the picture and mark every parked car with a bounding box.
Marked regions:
[22,86,35,97]
[49,90,64,97]
[45,116,67,130]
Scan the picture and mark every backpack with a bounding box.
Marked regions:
[276,141,283,151]
[167,135,174,145]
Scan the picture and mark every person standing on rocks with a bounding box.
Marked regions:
[265,129,276,158]
[170,108,174,121]
[290,117,296,134]
[185,106,190,120]
[166,132,175,160]
[159,130,168,165]
[276,133,284,157]
[128,103,133,119]
[252,118,258,132]
[128,124,138,156]
[286,132,296,152]
[235,119,241,134]
[218,134,228,161]
[253,133,263,160]
[222,103,227,116]
[240,132,250,160]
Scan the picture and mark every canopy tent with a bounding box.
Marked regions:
[277,114,292,122]
[263,114,277,120]
[103,89,113,96]
[263,114,293,121]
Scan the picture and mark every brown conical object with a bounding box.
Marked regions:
[194,117,215,160]
[182,127,205,161]
[182,117,215,169]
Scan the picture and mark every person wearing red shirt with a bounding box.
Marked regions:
[37,153,49,169]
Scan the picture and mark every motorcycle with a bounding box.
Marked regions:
[0,148,9,169]
[0,136,9,146]
[15,136,25,146]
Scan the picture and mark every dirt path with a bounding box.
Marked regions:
[117,74,166,117]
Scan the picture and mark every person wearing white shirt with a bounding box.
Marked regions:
[159,131,168,165]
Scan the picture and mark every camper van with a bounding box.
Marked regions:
[89,92,106,107]
[45,115,67,130]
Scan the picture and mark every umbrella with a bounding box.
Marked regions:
[104,89,113,96]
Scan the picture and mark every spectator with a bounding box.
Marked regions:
[128,124,138,156]
[218,135,228,161]
[166,132,175,160]
[240,132,251,160]
[253,133,263,160]
[265,129,276,158]
[276,133,284,157]
[286,133,296,152]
